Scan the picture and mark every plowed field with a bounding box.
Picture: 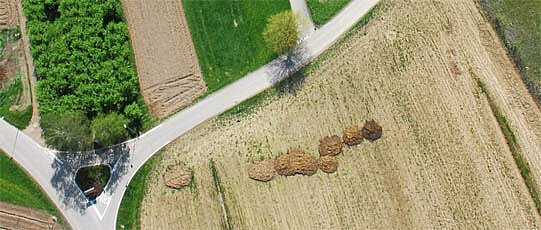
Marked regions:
[121,0,206,118]
[0,0,17,29]
[140,0,541,229]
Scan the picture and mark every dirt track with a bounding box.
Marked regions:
[121,0,206,118]
[140,0,541,229]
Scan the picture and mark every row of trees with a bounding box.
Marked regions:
[23,0,146,151]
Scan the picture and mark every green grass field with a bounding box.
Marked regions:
[479,0,541,106]
[307,0,350,25]
[117,151,162,230]
[182,0,290,93]
[0,74,32,130]
[0,150,62,223]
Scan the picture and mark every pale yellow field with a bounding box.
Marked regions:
[140,0,541,229]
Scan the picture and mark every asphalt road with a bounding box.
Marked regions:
[0,0,380,229]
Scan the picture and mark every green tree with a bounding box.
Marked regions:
[262,10,300,55]
[91,112,129,147]
[41,112,92,151]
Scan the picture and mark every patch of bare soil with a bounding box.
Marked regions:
[140,0,541,229]
[121,0,207,118]
[0,0,17,29]
[0,202,62,229]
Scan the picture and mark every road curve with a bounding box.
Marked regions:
[0,0,380,229]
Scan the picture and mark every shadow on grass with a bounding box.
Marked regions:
[50,142,132,214]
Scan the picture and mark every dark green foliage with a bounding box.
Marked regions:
[479,0,541,107]
[41,111,92,151]
[75,165,111,192]
[0,74,32,129]
[91,112,129,147]
[117,150,162,230]
[182,0,290,93]
[23,0,148,143]
[0,150,63,224]
[307,0,351,25]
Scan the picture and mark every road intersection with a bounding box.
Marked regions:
[0,0,380,229]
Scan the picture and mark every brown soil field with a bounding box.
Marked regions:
[0,0,18,29]
[121,0,206,118]
[0,202,62,229]
[139,0,541,229]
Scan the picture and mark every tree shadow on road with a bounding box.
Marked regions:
[267,43,310,86]
[50,142,133,213]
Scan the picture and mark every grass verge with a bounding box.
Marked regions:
[182,0,290,93]
[475,77,541,215]
[0,74,32,129]
[0,150,63,225]
[116,150,163,230]
[210,160,232,230]
[478,0,541,107]
[307,0,351,25]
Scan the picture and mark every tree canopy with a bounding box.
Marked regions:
[23,0,148,149]
[91,112,129,147]
[41,112,92,151]
[262,10,300,55]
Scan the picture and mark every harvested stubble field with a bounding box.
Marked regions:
[139,0,541,229]
[121,0,206,118]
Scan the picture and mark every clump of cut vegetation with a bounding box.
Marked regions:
[318,135,342,156]
[274,148,318,176]
[479,0,541,107]
[0,150,63,225]
[164,164,192,189]
[342,125,362,145]
[182,0,291,93]
[22,0,148,150]
[362,119,382,141]
[247,159,276,182]
[307,0,351,25]
[318,156,339,173]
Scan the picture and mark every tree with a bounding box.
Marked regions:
[262,10,300,55]
[91,112,129,147]
[41,112,92,151]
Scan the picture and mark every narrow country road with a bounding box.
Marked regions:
[0,0,380,229]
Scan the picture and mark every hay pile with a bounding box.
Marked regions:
[343,125,363,145]
[319,156,339,173]
[164,164,192,189]
[362,120,382,141]
[318,135,342,156]
[274,148,318,176]
[247,159,277,182]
